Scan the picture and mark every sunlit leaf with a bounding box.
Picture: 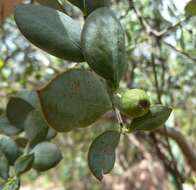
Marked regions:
[185,0,196,16]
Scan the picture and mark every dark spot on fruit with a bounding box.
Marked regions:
[138,100,150,109]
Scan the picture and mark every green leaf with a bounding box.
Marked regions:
[14,154,34,176]
[0,135,21,165]
[16,89,39,108]
[68,0,110,15]
[6,97,34,130]
[0,59,4,69]
[88,130,120,181]
[14,138,28,148]
[81,7,126,90]
[0,150,9,180]
[185,0,196,16]
[2,177,20,190]
[0,115,21,136]
[25,110,48,145]
[128,105,172,132]
[14,4,84,62]
[31,142,62,171]
[35,0,64,11]
[38,69,112,132]
[45,128,57,140]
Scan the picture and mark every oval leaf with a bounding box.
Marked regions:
[25,110,48,145]
[185,0,196,16]
[31,142,62,171]
[81,7,126,90]
[14,154,34,176]
[16,89,39,108]
[0,115,21,136]
[6,97,34,130]
[14,4,84,62]
[88,130,120,181]
[0,150,9,180]
[38,69,112,132]
[0,135,21,165]
[128,105,172,132]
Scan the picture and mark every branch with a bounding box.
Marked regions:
[157,127,196,173]
[163,41,196,62]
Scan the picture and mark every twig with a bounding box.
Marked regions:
[163,41,196,62]
[150,51,184,188]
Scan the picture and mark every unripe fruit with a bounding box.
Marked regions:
[120,89,150,118]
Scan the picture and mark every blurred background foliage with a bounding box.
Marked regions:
[0,0,195,189]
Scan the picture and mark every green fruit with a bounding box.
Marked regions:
[69,0,110,15]
[31,142,62,171]
[120,89,150,118]
[81,7,126,90]
[15,5,84,62]
[128,105,172,132]
[0,135,21,165]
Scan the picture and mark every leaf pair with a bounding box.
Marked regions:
[6,90,56,145]
[14,4,127,90]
